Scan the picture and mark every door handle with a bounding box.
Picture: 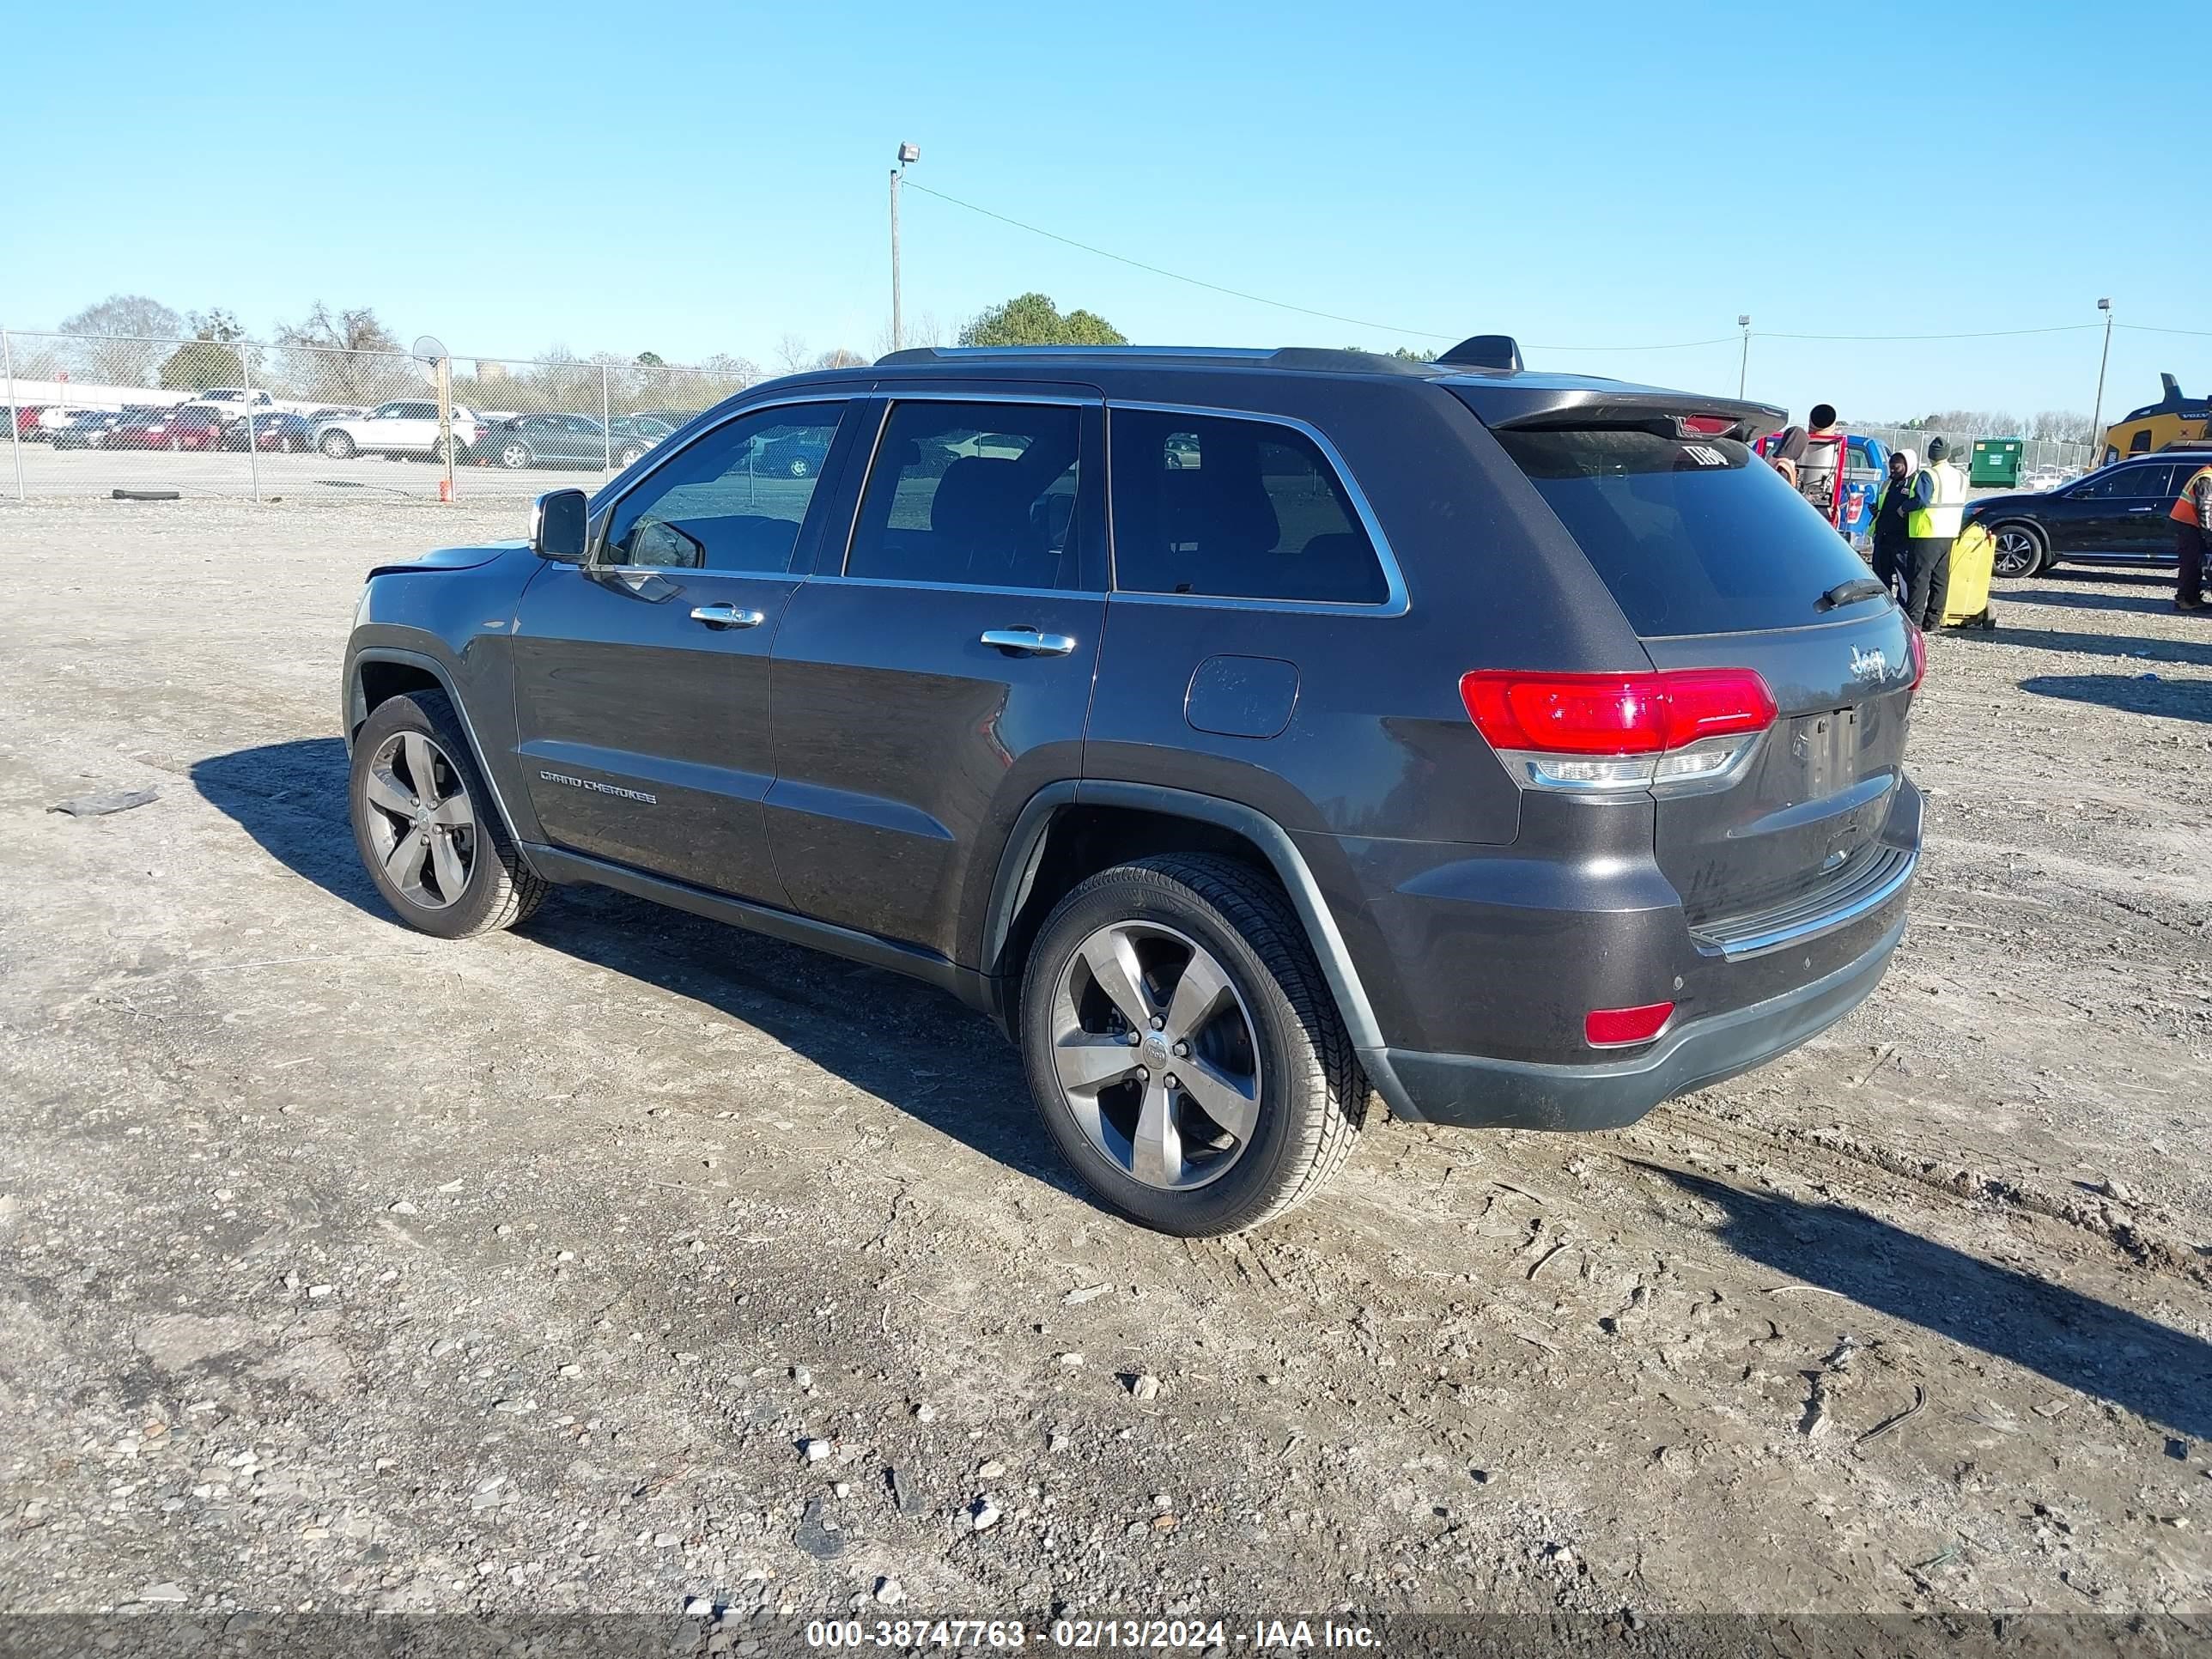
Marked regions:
[690,603,766,629]
[981,628,1076,657]
[2125,507,2155,514]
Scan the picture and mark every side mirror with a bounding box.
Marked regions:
[531,489,589,562]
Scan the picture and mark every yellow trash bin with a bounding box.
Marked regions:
[1942,522,1998,629]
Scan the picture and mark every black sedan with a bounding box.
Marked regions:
[51,409,136,449]
[223,411,316,453]
[479,413,612,471]
[1968,453,2201,577]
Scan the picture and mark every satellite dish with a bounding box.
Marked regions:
[411,334,448,363]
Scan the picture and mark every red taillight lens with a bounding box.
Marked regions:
[1459,669,1777,757]
[1907,628,1927,691]
[1585,1001,1675,1048]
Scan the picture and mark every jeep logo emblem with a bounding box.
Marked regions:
[1849,645,1888,683]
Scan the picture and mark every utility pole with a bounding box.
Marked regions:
[890,142,919,352]
[2088,297,2113,466]
[1736,314,1751,398]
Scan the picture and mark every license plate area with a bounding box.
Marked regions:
[1792,707,1861,798]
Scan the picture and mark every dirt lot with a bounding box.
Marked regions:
[1,498,2208,1627]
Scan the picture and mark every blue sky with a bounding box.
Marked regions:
[3,0,2204,427]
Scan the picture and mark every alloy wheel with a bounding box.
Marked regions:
[501,442,530,470]
[1992,527,2040,578]
[1049,921,1261,1191]
[360,731,477,909]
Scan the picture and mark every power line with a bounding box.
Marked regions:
[902,179,2199,356]
[902,179,1456,340]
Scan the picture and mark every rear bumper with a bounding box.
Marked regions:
[1362,914,1905,1133]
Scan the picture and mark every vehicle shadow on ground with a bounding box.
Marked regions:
[1997,582,2180,617]
[191,738,1088,1203]
[2019,674,2212,723]
[1972,624,2212,669]
[1639,1163,2212,1442]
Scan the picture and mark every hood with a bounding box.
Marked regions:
[1893,447,1918,477]
[366,540,528,580]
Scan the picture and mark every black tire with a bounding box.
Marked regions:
[428,435,455,465]
[349,690,546,939]
[500,440,532,471]
[320,430,356,459]
[1018,854,1364,1235]
[617,444,644,469]
[787,455,812,478]
[1990,521,2047,578]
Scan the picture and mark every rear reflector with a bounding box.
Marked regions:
[1907,627,1927,691]
[1585,1001,1674,1048]
[1461,669,1778,795]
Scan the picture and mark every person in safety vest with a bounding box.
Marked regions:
[2173,455,2212,613]
[1871,447,1917,602]
[1905,436,1966,630]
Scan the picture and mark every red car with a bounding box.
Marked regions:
[102,406,228,451]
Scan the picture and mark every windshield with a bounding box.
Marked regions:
[1488,425,1885,637]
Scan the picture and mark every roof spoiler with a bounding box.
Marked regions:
[1436,334,1524,373]
[1455,382,1786,441]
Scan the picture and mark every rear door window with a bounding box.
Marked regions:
[1108,409,1389,605]
[1487,424,1879,637]
[2121,463,2178,499]
[845,401,1086,591]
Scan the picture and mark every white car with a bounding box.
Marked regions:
[2023,469,2067,492]
[313,400,481,462]
[186,387,276,416]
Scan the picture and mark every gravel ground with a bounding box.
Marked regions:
[0,498,2207,1626]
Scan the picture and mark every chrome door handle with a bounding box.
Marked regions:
[981,628,1076,657]
[690,603,765,629]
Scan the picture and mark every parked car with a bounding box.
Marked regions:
[608,415,678,466]
[223,410,315,453]
[1966,453,2201,577]
[29,404,117,441]
[314,401,481,462]
[2022,468,2066,493]
[185,387,276,417]
[51,408,135,449]
[341,337,1923,1236]
[306,406,365,425]
[12,404,50,441]
[479,413,612,471]
[102,404,228,451]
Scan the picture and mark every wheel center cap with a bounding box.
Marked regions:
[1145,1031,1170,1066]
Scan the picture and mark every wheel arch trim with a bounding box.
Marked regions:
[346,646,529,860]
[979,779,1389,1056]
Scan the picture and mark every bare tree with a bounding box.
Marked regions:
[58,294,183,387]
[775,333,811,375]
[274,303,411,401]
[2029,409,2094,444]
[814,347,868,370]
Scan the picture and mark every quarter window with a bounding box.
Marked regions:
[1109,410,1388,605]
[846,402,1085,590]
[601,402,845,573]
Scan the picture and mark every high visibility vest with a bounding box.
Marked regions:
[1907,461,1965,539]
[2172,465,2212,528]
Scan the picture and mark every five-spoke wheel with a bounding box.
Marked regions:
[360,730,477,908]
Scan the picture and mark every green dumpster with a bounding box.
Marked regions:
[1971,437,2024,488]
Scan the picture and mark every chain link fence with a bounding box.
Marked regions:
[1,330,760,502]
[1850,424,2096,488]
[3,328,2108,504]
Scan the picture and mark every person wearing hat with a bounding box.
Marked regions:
[1871,447,1918,602]
[1904,435,1966,629]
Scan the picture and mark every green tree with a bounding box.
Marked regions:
[958,292,1127,348]
[158,338,245,391]
[635,350,665,368]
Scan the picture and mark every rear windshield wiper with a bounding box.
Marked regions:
[1817,577,1888,611]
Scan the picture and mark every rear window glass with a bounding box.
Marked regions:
[1489,427,1881,636]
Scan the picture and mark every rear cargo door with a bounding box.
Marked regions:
[1486,422,1917,929]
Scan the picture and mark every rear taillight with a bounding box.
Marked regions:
[1460,668,1777,794]
[1907,628,1927,691]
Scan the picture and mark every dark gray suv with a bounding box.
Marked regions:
[341,337,1923,1235]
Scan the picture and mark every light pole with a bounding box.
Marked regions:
[1736,314,1751,398]
[890,142,919,352]
[2088,297,2113,466]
